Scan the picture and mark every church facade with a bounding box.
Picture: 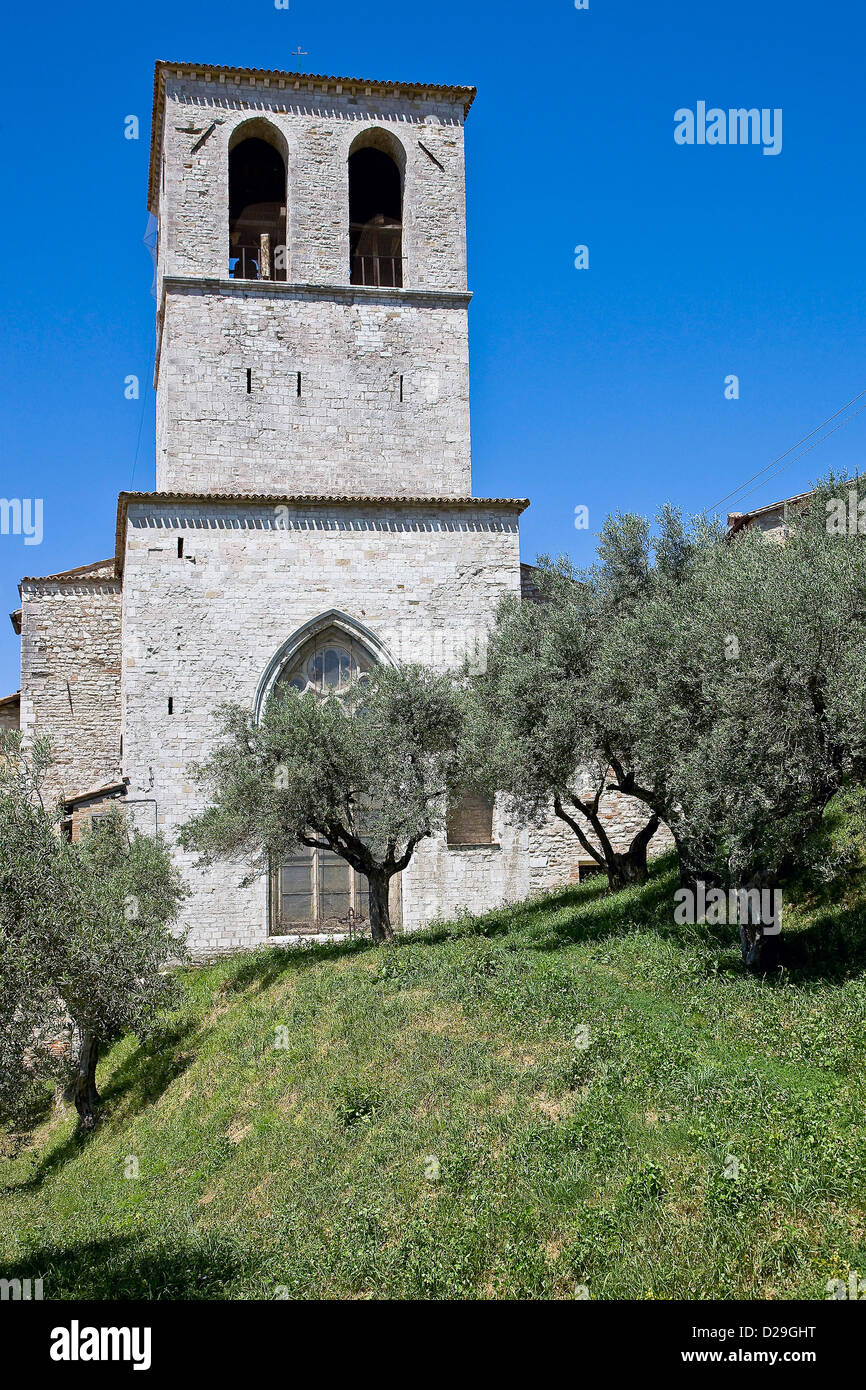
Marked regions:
[9,60,664,958]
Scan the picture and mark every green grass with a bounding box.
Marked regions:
[3,839,866,1300]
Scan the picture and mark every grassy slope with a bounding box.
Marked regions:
[2,842,866,1300]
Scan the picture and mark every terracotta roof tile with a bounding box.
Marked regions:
[19,559,118,586]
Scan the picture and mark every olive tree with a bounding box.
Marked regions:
[469,572,654,887]
[596,480,866,963]
[59,812,189,1124]
[0,737,67,1125]
[179,664,466,943]
[0,734,187,1129]
[471,508,712,890]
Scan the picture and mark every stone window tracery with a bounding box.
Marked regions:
[278,638,371,700]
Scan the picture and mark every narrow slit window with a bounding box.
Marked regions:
[167,697,174,715]
[177,537,184,558]
[246,368,252,394]
[399,373,404,403]
[297,371,302,397]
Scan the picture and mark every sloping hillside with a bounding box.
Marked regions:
[2,842,866,1300]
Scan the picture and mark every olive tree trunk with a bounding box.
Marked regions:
[367,871,395,944]
[738,879,783,975]
[72,1026,101,1128]
[609,814,661,889]
[553,793,659,891]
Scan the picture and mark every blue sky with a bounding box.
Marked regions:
[1,0,864,693]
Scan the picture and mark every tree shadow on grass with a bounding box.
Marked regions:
[0,1231,259,1300]
[412,874,618,950]
[525,865,681,949]
[781,900,866,984]
[214,933,377,995]
[4,1019,201,1193]
[99,1018,199,1111]
[416,854,689,954]
[491,854,866,987]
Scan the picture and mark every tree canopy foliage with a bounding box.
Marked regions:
[597,483,866,891]
[475,476,866,967]
[180,664,466,942]
[0,735,187,1127]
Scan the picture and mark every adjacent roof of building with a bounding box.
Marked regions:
[63,780,128,810]
[18,559,118,588]
[726,487,817,534]
[0,691,20,711]
[149,59,477,210]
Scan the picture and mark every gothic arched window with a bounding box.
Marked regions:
[270,627,379,935]
[275,631,373,701]
[349,134,404,288]
[229,128,287,282]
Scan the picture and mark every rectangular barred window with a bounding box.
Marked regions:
[271,847,372,936]
[446,790,495,847]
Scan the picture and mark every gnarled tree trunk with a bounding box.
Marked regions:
[367,871,395,944]
[72,1026,101,1129]
[553,792,659,891]
[738,877,783,975]
[611,814,661,888]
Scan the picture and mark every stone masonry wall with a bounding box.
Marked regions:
[19,574,122,808]
[156,72,468,291]
[156,283,470,495]
[120,496,525,957]
[153,70,472,497]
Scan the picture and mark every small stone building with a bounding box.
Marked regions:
[726,487,817,541]
[5,60,666,957]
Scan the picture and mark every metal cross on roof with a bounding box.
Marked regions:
[290,46,308,72]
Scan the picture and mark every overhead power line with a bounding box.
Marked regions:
[726,401,866,512]
[704,385,866,517]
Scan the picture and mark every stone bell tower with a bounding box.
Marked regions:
[148,60,476,497]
